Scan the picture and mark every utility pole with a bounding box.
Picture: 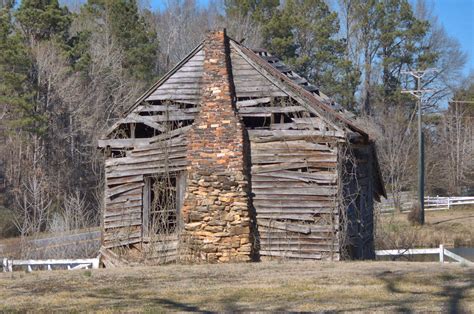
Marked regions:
[401,69,436,225]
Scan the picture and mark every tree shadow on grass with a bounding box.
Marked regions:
[337,270,473,313]
[82,287,283,313]
[437,272,474,314]
[372,270,474,313]
[432,215,474,225]
[147,298,215,313]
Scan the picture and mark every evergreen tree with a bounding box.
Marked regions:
[7,0,73,136]
[224,0,279,23]
[377,0,429,106]
[351,0,383,115]
[83,0,159,82]
[15,0,71,43]
[0,4,46,134]
[263,0,360,109]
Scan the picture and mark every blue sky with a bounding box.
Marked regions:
[149,0,474,75]
[430,0,474,75]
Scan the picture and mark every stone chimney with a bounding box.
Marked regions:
[181,30,252,262]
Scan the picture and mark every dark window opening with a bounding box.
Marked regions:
[242,116,271,129]
[143,173,186,237]
[135,123,159,138]
[149,176,177,235]
[111,149,127,158]
[273,113,293,124]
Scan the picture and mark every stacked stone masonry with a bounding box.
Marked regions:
[181,30,252,262]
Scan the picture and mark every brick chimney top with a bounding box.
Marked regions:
[206,29,226,37]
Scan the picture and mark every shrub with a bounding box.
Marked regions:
[407,204,422,225]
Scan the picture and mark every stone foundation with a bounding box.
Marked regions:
[181,30,252,262]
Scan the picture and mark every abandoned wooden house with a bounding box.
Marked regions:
[97,30,385,266]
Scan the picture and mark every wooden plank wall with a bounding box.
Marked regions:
[103,131,189,250]
[146,50,204,104]
[230,48,345,260]
[249,130,341,260]
[102,99,195,258]
[231,47,287,98]
[100,46,202,262]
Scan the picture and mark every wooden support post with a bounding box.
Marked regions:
[439,244,444,263]
[176,171,187,227]
[2,258,6,272]
[27,265,32,272]
[7,260,12,272]
[130,123,136,139]
[47,264,52,271]
[143,177,150,237]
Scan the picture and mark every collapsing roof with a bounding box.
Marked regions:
[121,39,368,139]
[104,34,385,199]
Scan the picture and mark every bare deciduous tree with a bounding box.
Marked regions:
[438,103,473,194]
[372,107,417,211]
[13,141,51,237]
[49,191,97,233]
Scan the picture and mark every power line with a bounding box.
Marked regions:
[401,68,438,225]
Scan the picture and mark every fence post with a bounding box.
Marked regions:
[92,257,100,269]
[7,260,12,272]
[2,258,6,272]
[439,244,444,263]
[447,197,450,210]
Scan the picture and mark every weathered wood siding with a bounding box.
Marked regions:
[146,50,204,104]
[103,130,189,250]
[248,130,341,260]
[230,47,287,98]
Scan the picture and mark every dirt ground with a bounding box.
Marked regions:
[376,205,474,249]
[0,261,472,312]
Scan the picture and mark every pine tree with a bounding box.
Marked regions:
[6,0,73,136]
[224,0,279,23]
[0,4,46,134]
[263,0,360,109]
[351,0,383,115]
[15,0,71,43]
[377,0,429,107]
[83,0,159,82]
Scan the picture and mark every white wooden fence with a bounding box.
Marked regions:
[380,195,474,212]
[0,229,101,259]
[2,257,100,272]
[425,196,474,210]
[376,244,473,265]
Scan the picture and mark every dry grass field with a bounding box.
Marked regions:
[376,205,474,249]
[0,261,472,312]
